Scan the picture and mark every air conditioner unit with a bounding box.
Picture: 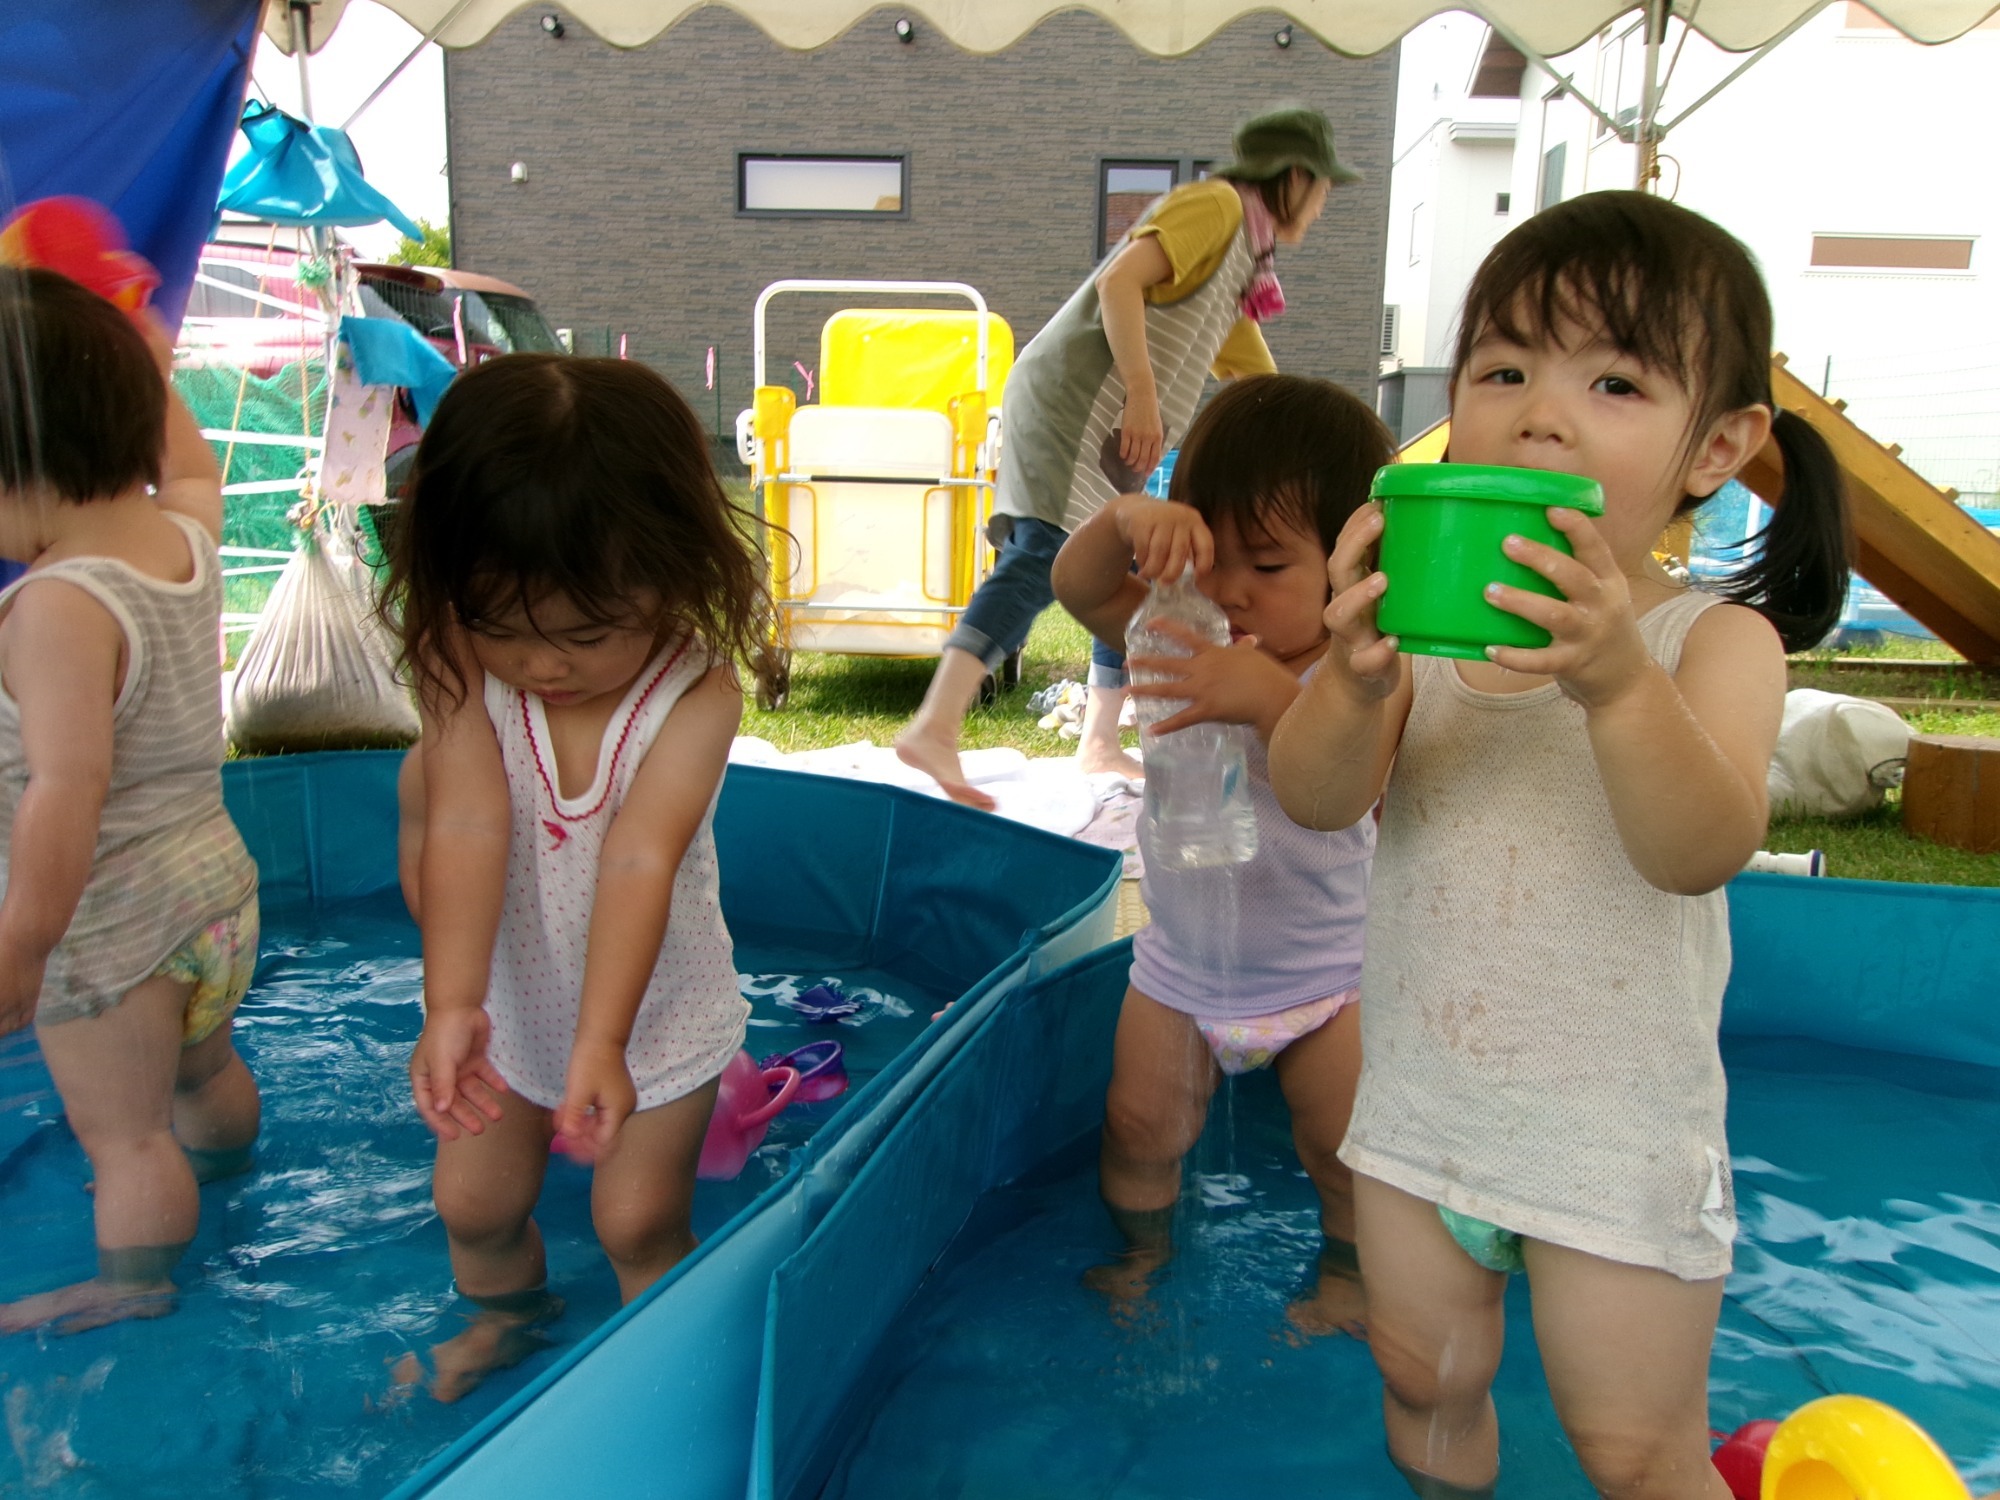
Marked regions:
[1379,304,1400,357]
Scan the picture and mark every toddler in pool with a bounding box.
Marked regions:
[0,268,261,1335]
[386,354,774,1400]
[1053,373,1392,1334]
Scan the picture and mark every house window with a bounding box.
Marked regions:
[1495,192,1511,215]
[1539,142,1567,212]
[1409,201,1429,265]
[738,155,906,216]
[1810,235,1975,270]
[1099,161,1179,257]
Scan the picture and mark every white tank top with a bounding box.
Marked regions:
[1131,665,1373,1018]
[482,637,747,1111]
[1341,590,1736,1280]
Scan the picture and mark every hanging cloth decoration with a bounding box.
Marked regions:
[340,316,459,426]
[214,101,424,239]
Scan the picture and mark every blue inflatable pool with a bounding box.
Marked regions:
[0,752,1117,1499]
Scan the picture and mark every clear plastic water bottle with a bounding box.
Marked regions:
[1127,567,1259,871]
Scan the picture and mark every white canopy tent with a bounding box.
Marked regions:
[267,0,2000,187]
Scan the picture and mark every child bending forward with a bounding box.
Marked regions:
[387,355,773,1401]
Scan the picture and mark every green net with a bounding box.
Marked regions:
[174,360,328,623]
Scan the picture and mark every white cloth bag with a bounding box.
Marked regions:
[1766,688,1912,818]
[226,519,419,753]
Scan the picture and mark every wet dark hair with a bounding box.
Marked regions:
[0,267,164,503]
[382,354,775,709]
[1451,190,1850,651]
[1170,373,1393,555]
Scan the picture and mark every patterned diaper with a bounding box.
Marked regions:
[1438,1204,1526,1274]
[1194,987,1357,1076]
[157,898,260,1046]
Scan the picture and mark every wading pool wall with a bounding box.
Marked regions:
[745,873,2000,1500]
[215,750,1120,1500]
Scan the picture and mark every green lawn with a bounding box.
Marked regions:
[744,613,1999,887]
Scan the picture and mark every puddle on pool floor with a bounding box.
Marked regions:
[0,892,942,1498]
[818,1036,2000,1500]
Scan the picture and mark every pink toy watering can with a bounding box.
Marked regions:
[696,1051,800,1180]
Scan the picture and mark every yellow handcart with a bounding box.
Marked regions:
[735,279,1014,709]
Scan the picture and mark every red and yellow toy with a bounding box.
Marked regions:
[0,196,158,312]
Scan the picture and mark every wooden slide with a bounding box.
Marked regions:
[1393,356,2000,666]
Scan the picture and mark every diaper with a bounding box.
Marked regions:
[1437,1204,1526,1275]
[157,898,260,1046]
[1194,987,1356,1077]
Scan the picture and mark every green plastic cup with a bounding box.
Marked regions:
[1370,462,1606,660]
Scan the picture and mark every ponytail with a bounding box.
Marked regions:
[1716,408,1852,652]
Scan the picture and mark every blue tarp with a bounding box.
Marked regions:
[0,0,261,328]
[214,100,424,240]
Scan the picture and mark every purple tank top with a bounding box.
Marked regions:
[1131,665,1373,1019]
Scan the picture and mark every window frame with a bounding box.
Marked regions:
[1095,155,1213,261]
[736,152,911,220]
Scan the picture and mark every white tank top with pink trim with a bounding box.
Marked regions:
[481,637,747,1112]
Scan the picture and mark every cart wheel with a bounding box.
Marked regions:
[755,651,791,712]
[977,670,1000,707]
[999,649,1024,691]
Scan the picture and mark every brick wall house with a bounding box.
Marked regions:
[444,6,1396,435]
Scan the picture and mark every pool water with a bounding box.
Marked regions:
[819,1034,2000,1499]
[0,893,943,1498]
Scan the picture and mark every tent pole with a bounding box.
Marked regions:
[1483,20,1625,140]
[1636,0,1666,190]
[288,2,315,122]
[1657,11,1818,135]
[342,0,479,131]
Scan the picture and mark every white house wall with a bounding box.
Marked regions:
[1501,5,2000,501]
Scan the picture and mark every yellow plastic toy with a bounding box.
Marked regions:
[1760,1395,1972,1500]
[736,279,1014,709]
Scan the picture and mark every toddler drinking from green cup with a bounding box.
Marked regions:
[1268,191,1851,1499]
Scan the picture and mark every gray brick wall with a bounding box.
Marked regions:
[445,7,1395,434]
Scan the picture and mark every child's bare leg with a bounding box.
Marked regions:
[395,1090,558,1402]
[893,647,997,810]
[1086,987,1218,1306]
[1522,1239,1730,1500]
[589,1077,719,1302]
[1274,1000,1365,1337]
[1,975,199,1335]
[397,743,425,924]
[1355,1173,1508,1495]
[1075,685,1144,780]
[174,1022,260,1182]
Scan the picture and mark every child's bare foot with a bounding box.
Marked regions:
[1076,742,1146,781]
[0,1276,177,1336]
[391,1294,564,1404]
[893,728,996,810]
[1082,1247,1170,1325]
[1284,1238,1366,1341]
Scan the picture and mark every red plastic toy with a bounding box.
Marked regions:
[0,196,159,312]
[1712,1419,1780,1500]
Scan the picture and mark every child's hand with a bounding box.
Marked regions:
[409,1008,510,1140]
[552,1040,638,1165]
[1322,503,1400,699]
[1112,495,1214,582]
[1483,508,1652,709]
[1128,620,1299,739]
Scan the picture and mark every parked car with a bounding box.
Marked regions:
[179,240,563,495]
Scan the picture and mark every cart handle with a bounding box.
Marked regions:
[753,279,992,398]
